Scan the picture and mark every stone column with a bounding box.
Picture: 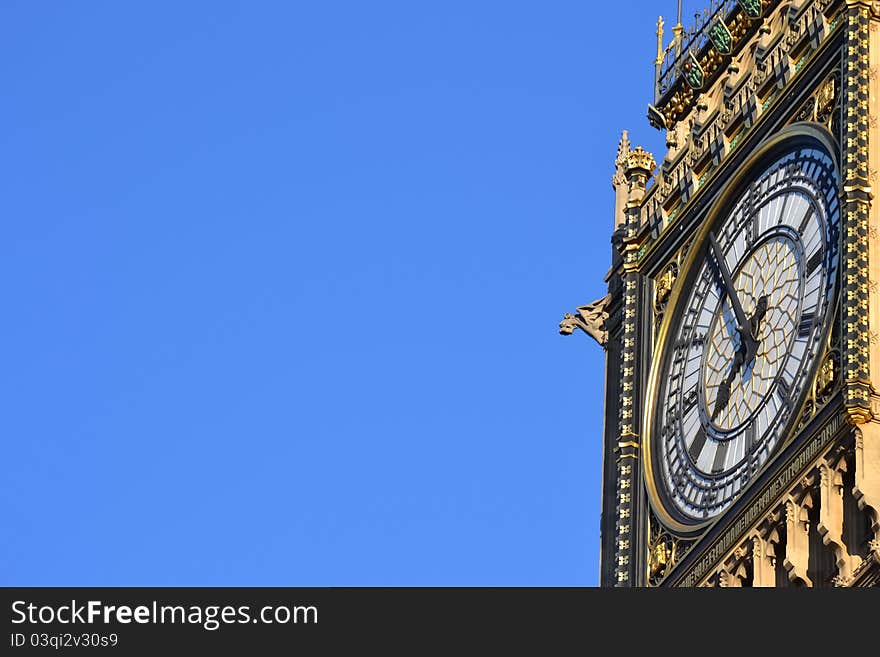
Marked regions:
[853,426,880,560]
[841,0,873,423]
[783,495,813,586]
[850,0,880,575]
[611,146,655,586]
[818,460,859,583]
[751,531,778,588]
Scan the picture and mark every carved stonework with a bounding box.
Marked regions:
[654,262,678,314]
[652,236,695,337]
[646,510,695,586]
[654,0,775,129]
[795,292,842,433]
[817,352,837,397]
[559,294,612,346]
[647,518,679,586]
[636,0,847,255]
[790,69,841,133]
[817,74,837,117]
[677,422,880,588]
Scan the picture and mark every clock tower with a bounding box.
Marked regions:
[561,0,880,587]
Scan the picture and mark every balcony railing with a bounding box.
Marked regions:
[656,0,739,102]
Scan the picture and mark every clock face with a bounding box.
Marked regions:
[649,139,840,526]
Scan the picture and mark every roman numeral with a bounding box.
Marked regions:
[688,426,707,464]
[806,248,824,276]
[744,423,756,453]
[777,376,791,401]
[672,351,685,370]
[746,212,759,247]
[671,468,687,491]
[711,441,729,474]
[704,486,718,504]
[797,208,814,237]
[675,332,705,352]
[683,388,698,415]
[804,159,817,179]
[798,312,815,339]
[776,194,789,226]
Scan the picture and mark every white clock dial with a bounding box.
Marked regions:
[650,140,839,524]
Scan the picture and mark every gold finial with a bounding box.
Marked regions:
[625,146,656,177]
[655,16,665,65]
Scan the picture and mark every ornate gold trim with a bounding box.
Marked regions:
[840,2,872,423]
[639,5,847,272]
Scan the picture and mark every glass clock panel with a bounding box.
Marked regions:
[652,143,839,523]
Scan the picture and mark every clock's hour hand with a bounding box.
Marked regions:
[711,294,770,421]
[711,349,742,422]
[707,232,758,358]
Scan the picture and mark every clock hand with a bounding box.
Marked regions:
[745,295,769,365]
[711,295,770,421]
[707,232,758,355]
[712,347,744,421]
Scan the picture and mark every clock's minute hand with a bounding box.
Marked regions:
[707,231,758,355]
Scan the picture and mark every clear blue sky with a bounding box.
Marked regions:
[2,2,704,585]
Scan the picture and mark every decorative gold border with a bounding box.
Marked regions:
[642,123,841,535]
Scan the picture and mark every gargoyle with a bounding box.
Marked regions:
[559,294,612,347]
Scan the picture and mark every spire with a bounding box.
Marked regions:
[615,130,631,170]
[672,0,684,56]
[612,130,633,230]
